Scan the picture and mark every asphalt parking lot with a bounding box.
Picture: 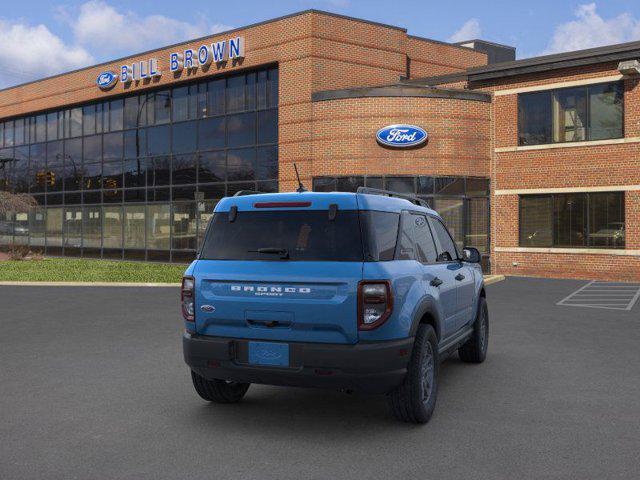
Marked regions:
[1,276,639,480]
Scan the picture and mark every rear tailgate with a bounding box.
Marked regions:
[194,260,362,344]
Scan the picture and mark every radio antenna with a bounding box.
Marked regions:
[293,163,307,193]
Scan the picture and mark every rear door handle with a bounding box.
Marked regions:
[455,273,465,281]
[430,277,443,287]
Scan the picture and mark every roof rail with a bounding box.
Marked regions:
[233,190,266,197]
[356,187,431,209]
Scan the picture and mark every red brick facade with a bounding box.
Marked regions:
[475,63,640,281]
[2,9,639,280]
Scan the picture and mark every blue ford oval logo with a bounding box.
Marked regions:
[96,71,118,90]
[376,124,428,148]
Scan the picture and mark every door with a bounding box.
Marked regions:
[399,211,458,339]
[428,216,474,332]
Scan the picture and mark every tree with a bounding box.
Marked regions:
[0,191,37,216]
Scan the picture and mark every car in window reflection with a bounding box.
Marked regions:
[588,222,625,247]
[0,221,29,236]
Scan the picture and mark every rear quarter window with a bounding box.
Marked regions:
[359,211,400,261]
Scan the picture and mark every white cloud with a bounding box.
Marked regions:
[67,1,232,57]
[0,20,93,88]
[543,3,640,54]
[0,1,234,88]
[448,19,481,43]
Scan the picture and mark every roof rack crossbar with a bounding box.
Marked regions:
[233,190,266,197]
[356,187,431,209]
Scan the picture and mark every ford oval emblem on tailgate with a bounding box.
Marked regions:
[200,305,215,312]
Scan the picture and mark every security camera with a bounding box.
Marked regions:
[618,60,640,76]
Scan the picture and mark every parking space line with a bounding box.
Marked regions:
[557,281,640,311]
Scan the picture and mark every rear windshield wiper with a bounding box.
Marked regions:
[248,247,290,259]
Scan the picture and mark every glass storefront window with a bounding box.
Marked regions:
[83,206,101,248]
[124,205,145,249]
[519,192,624,248]
[433,198,465,250]
[29,207,46,247]
[64,206,83,248]
[6,67,277,262]
[46,207,63,247]
[103,206,123,248]
[172,202,196,250]
[147,204,170,250]
[518,81,623,145]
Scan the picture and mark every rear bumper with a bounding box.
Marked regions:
[183,333,413,394]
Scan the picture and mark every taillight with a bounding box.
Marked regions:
[181,276,195,322]
[358,281,393,330]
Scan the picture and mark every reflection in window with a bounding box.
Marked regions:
[29,207,46,247]
[466,198,489,252]
[103,206,122,248]
[5,66,277,261]
[519,193,624,248]
[172,154,197,185]
[83,206,101,248]
[172,121,197,154]
[433,198,464,250]
[227,112,256,147]
[227,148,256,181]
[518,82,623,145]
[124,205,145,249]
[147,204,170,250]
[46,207,63,247]
[172,202,196,250]
[198,117,225,150]
[64,207,83,248]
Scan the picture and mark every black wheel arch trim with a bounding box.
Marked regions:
[409,297,442,341]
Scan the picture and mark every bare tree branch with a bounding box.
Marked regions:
[0,191,38,215]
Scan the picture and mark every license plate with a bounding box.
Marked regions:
[248,341,289,367]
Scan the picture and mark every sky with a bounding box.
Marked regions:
[1,0,640,88]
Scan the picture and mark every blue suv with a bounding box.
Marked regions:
[182,188,488,423]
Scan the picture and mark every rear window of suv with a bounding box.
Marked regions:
[200,209,401,262]
[200,210,364,261]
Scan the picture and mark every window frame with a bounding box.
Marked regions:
[518,192,626,249]
[517,81,625,146]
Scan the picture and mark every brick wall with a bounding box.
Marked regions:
[406,37,487,79]
[480,63,640,281]
[0,10,488,203]
[283,94,491,192]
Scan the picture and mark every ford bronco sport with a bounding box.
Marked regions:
[182,187,488,423]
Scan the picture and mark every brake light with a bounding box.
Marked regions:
[181,276,195,322]
[254,202,311,208]
[358,281,393,330]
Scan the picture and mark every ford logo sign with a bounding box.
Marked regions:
[96,71,118,90]
[376,124,428,148]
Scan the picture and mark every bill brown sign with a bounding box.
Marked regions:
[96,36,245,89]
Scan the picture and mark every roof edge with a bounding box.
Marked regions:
[468,39,640,81]
[312,84,491,103]
[0,9,407,95]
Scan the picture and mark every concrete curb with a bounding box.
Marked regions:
[483,275,506,286]
[0,281,181,287]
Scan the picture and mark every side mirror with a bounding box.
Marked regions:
[462,247,481,264]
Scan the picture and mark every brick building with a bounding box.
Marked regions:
[0,10,638,281]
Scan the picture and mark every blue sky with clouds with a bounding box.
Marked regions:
[1,0,640,88]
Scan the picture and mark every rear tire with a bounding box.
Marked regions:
[387,324,439,424]
[458,296,489,363]
[190,370,250,403]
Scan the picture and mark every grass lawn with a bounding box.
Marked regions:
[0,258,188,283]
